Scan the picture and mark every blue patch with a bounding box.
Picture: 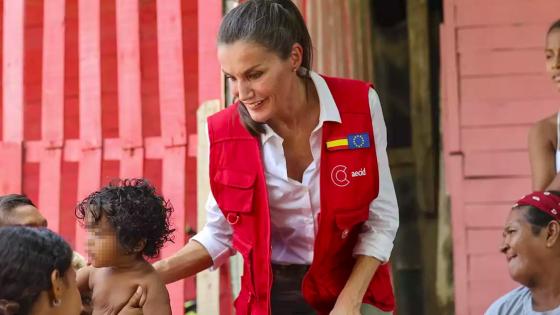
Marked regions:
[348,133,370,149]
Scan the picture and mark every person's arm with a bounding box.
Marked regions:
[331,88,399,314]
[529,116,557,190]
[154,193,235,284]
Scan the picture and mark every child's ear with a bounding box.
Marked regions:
[132,239,147,254]
[49,270,64,307]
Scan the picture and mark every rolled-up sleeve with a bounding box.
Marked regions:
[352,88,399,262]
[191,192,235,269]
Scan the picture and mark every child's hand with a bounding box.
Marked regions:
[118,286,146,315]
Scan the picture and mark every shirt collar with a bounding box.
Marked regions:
[261,70,341,143]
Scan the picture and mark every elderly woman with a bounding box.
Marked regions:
[485,191,560,314]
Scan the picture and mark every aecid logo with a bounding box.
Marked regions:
[351,168,366,177]
[331,165,367,187]
[331,165,350,187]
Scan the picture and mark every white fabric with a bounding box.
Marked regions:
[485,286,560,315]
[192,71,399,267]
[556,112,560,173]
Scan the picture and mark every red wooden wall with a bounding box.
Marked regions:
[0,1,223,314]
[440,0,560,314]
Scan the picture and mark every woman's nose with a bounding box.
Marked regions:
[238,81,254,101]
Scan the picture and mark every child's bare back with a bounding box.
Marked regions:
[79,261,170,315]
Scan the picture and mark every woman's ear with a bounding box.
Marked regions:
[545,220,560,248]
[289,43,304,71]
[49,270,64,306]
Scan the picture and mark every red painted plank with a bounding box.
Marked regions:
[461,74,557,103]
[464,150,530,177]
[464,178,531,204]
[39,0,65,233]
[197,0,222,104]
[2,0,24,142]
[23,1,43,142]
[455,0,560,27]
[76,0,103,255]
[457,25,548,53]
[116,0,143,179]
[157,0,187,312]
[468,254,511,283]
[461,126,529,152]
[140,0,161,138]
[0,142,23,194]
[467,229,502,255]
[460,49,544,77]
[461,99,557,127]
[465,204,511,228]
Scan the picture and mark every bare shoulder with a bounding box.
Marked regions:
[142,267,171,315]
[529,113,557,148]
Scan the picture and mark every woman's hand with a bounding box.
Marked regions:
[117,286,147,315]
[329,292,361,315]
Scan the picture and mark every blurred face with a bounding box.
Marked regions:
[85,213,122,267]
[501,208,547,285]
[3,205,47,227]
[545,28,560,91]
[218,41,299,123]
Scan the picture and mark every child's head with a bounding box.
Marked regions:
[0,226,81,315]
[76,179,174,267]
[545,19,560,91]
[0,194,47,228]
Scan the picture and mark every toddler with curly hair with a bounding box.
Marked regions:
[76,179,174,315]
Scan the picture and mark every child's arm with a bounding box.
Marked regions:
[76,265,93,292]
[141,281,171,315]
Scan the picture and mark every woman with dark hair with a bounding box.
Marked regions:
[529,19,560,190]
[0,226,81,315]
[155,1,399,314]
[485,191,560,314]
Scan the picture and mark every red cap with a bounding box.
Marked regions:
[514,191,560,220]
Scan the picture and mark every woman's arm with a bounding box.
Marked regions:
[330,255,381,315]
[153,240,213,284]
[529,116,557,190]
[154,192,235,284]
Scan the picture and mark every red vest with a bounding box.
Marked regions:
[207,76,395,315]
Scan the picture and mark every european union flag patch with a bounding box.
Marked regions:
[348,133,370,149]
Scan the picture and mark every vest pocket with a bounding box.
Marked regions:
[214,168,256,214]
[334,207,369,231]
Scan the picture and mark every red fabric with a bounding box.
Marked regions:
[207,76,395,315]
[515,191,560,220]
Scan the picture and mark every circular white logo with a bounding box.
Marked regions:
[331,165,350,187]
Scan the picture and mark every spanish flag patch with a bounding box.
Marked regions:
[326,133,370,151]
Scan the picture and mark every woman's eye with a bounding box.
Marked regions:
[248,72,262,80]
[225,75,236,82]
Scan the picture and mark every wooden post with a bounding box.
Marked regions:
[407,0,436,215]
[196,100,223,315]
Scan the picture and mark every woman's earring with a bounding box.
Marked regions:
[296,67,309,77]
[52,298,61,307]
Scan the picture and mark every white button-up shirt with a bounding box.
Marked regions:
[192,71,399,267]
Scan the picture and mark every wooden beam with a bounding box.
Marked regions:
[407,0,436,214]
